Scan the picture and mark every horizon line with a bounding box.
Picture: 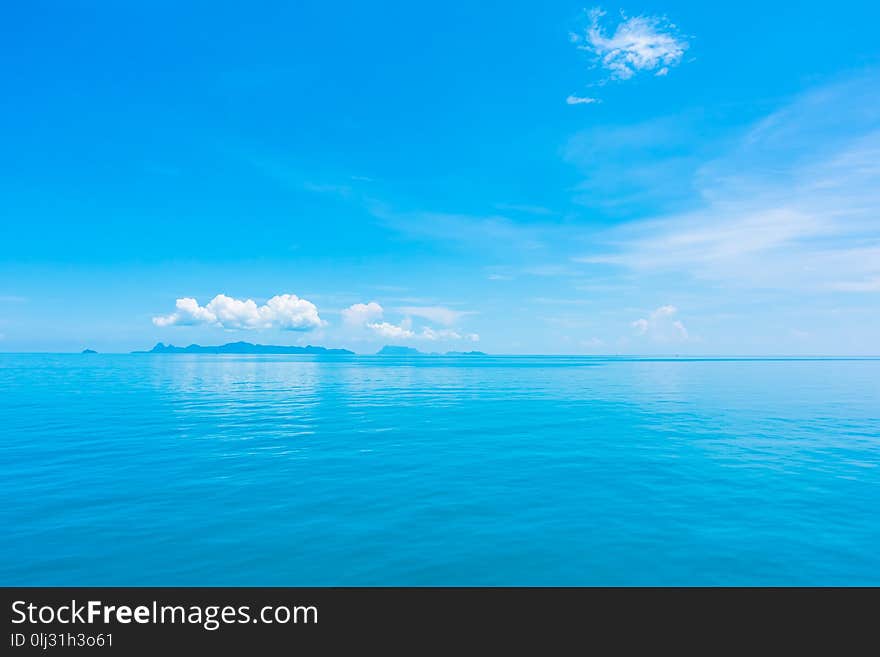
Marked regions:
[3,350,880,360]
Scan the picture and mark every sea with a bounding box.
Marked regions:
[1,353,878,585]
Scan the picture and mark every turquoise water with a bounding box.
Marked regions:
[1,354,878,585]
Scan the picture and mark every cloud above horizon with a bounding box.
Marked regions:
[364,316,479,342]
[341,301,384,326]
[421,327,480,342]
[153,294,324,331]
[572,8,689,82]
[367,320,415,340]
[632,305,689,342]
[340,299,479,342]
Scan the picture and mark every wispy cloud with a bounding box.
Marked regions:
[563,112,707,215]
[422,327,480,342]
[252,158,565,255]
[572,7,689,82]
[566,95,601,105]
[302,181,353,197]
[575,74,880,294]
[367,202,549,252]
[153,294,325,331]
[397,306,472,326]
[493,203,556,216]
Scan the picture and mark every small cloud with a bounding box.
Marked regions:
[342,301,384,326]
[366,318,479,342]
[153,294,325,331]
[421,327,480,342]
[367,320,415,340]
[566,95,601,105]
[576,7,689,81]
[631,305,689,342]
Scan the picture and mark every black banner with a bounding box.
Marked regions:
[2,588,876,653]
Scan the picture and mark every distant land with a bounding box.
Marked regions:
[134,341,354,355]
[81,348,98,354]
[126,342,487,356]
[377,345,487,356]
[377,345,422,356]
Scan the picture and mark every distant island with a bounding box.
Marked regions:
[128,342,484,356]
[377,345,423,356]
[134,341,354,355]
[377,345,487,356]
[81,348,98,354]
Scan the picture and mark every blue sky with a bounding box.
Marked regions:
[2,1,879,354]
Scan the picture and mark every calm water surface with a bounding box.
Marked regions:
[1,354,878,585]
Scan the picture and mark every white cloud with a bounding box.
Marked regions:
[421,327,480,342]
[566,95,601,105]
[342,301,384,326]
[398,305,471,326]
[632,305,689,342]
[576,7,689,81]
[345,302,479,342]
[153,294,324,331]
[581,208,829,271]
[366,318,479,342]
[153,297,217,327]
[367,320,415,340]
